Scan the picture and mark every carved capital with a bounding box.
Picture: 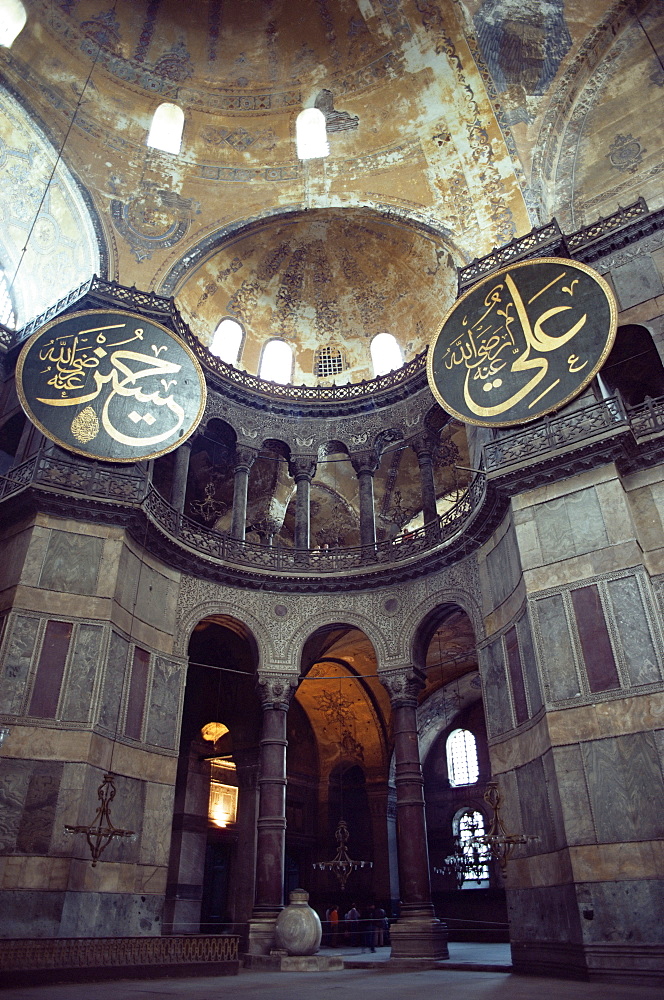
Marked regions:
[411,431,438,462]
[380,666,426,707]
[234,445,259,472]
[351,450,379,476]
[255,672,299,710]
[288,456,317,482]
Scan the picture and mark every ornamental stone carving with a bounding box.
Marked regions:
[256,672,299,710]
[380,666,426,707]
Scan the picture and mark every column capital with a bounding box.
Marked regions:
[381,666,426,707]
[255,671,299,710]
[351,450,379,476]
[411,431,438,462]
[234,445,259,472]
[288,455,317,482]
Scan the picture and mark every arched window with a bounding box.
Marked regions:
[446,728,479,786]
[259,339,293,385]
[296,108,329,160]
[455,809,490,885]
[0,266,16,329]
[210,317,243,366]
[147,102,184,155]
[0,0,27,48]
[370,332,403,377]
[599,324,664,407]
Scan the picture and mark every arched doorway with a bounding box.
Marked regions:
[164,615,261,935]
[291,626,393,925]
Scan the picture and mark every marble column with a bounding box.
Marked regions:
[247,672,298,955]
[171,439,193,516]
[288,457,317,550]
[412,434,440,540]
[230,446,258,541]
[351,452,379,550]
[382,667,448,960]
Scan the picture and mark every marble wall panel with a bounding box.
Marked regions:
[533,489,608,565]
[98,631,129,731]
[579,879,664,944]
[552,745,596,846]
[140,783,176,867]
[612,257,664,310]
[505,626,528,726]
[479,637,513,737]
[533,496,576,563]
[28,620,72,719]
[0,760,32,853]
[15,761,63,854]
[0,528,31,593]
[125,647,149,741]
[60,624,104,723]
[58,890,163,937]
[0,615,39,715]
[536,594,580,701]
[486,525,522,608]
[606,576,661,686]
[0,890,64,938]
[570,585,620,693]
[507,884,582,944]
[38,531,103,596]
[515,756,557,854]
[517,611,543,715]
[145,657,185,749]
[581,732,663,843]
[567,489,610,556]
[115,548,176,633]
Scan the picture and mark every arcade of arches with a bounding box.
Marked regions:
[0,0,664,988]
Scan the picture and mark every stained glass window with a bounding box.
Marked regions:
[147,102,184,155]
[296,108,329,160]
[259,339,293,384]
[370,333,403,377]
[210,318,243,366]
[446,728,479,786]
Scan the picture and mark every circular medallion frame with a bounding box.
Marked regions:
[427,257,617,428]
[16,308,207,463]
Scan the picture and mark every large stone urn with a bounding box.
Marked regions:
[274,888,322,956]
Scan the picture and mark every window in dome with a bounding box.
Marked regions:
[370,332,403,377]
[314,345,345,378]
[446,728,479,787]
[147,102,184,155]
[0,266,16,329]
[0,0,27,48]
[259,339,293,385]
[296,108,330,160]
[210,317,243,366]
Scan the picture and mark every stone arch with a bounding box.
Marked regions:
[417,672,483,765]
[174,599,274,666]
[287,609,391,672]
[156,203,466,298]
[406,589,484,671]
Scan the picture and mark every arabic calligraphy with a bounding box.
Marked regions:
[17,309,207,463]
[427,258,617,428]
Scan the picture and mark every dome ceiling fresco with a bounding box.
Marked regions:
[1,0,662,353]
[177,208,457,383]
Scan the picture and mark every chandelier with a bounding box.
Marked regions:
[471,781,538,871]
[313,818,373,891]
[64,773,135,866]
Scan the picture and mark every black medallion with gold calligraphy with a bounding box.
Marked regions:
[16,309,207,462]
[427,258,617,428]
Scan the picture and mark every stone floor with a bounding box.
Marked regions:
[1,944,661,1000]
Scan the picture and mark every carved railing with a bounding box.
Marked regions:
[144,473,487,573]
[0,449,486,573]
[483,396,628,473]
[458,199,651,292]
[0,451,146,503]
[627,395,664,440]
[10,277,428,406]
